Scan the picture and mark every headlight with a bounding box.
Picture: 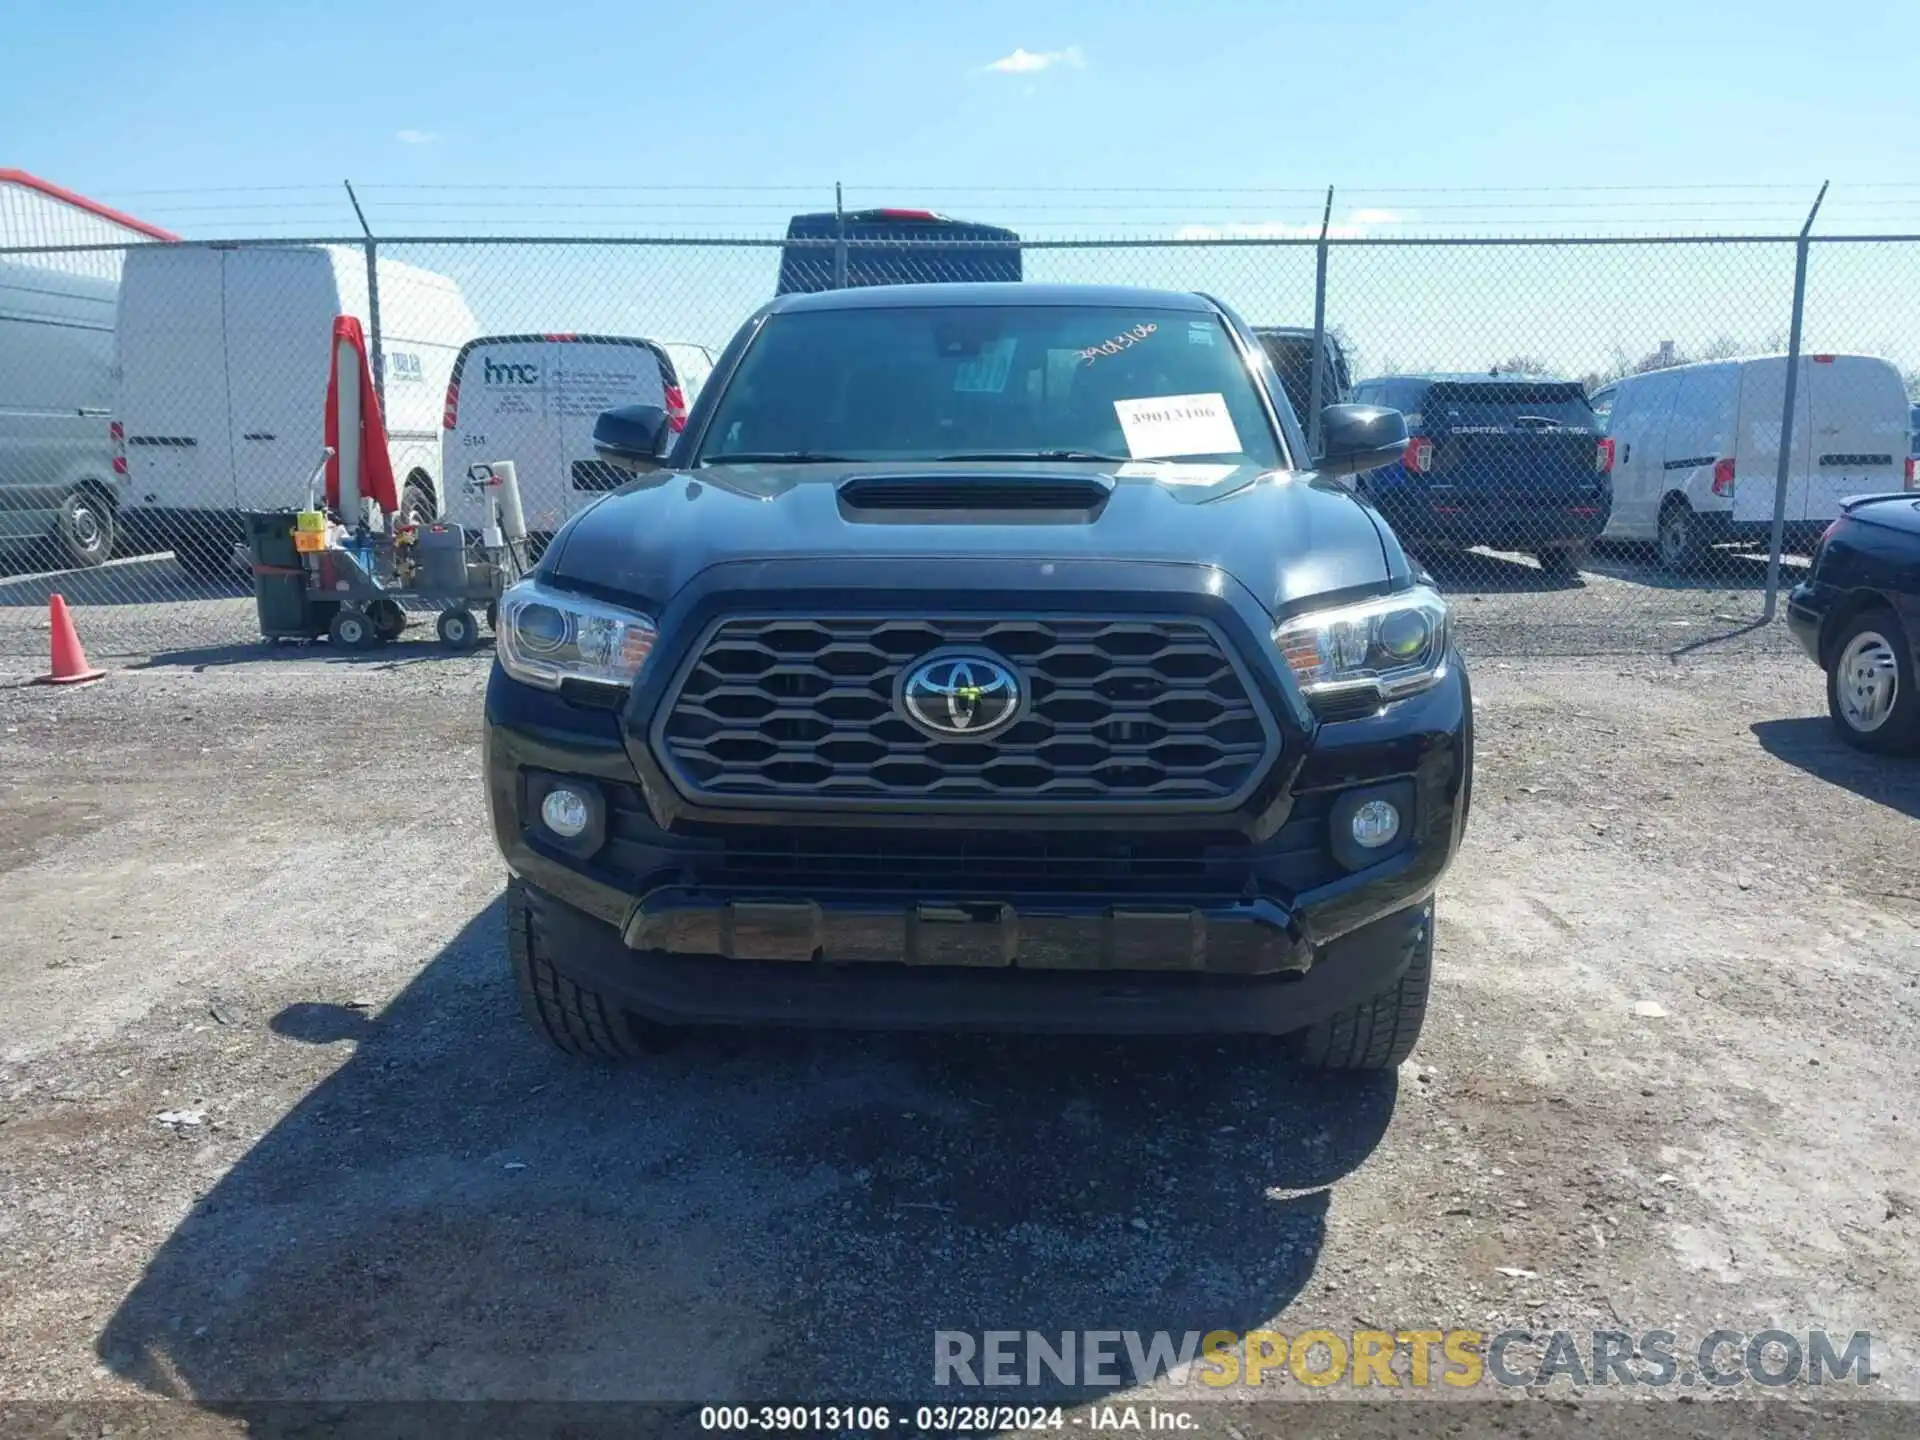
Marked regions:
[1274,584,1449,704]
[496,578,658,691]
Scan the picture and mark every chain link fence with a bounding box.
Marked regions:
[2,228,1915,661]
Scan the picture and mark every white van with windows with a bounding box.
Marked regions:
[441,333,715,540]
[114,244,479,576]
[0,258,120,568]
[1592,353,1910,570]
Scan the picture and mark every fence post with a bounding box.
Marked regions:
[344,180,385,418]
[1761,180,1827,624]
[1307,186,1334,457]
[833,181,848,291]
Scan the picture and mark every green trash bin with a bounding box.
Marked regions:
[244,511,328,639]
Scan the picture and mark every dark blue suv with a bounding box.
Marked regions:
[1348,374,1614,574]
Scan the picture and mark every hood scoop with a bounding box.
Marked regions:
[837,472,1113,515]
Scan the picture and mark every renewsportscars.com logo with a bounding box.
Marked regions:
[933,1328,1874,1390]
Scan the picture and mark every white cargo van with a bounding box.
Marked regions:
[1593,354,1910,570]
[114,245,479,574]
[0,258,119,567]
[441,333,715,538]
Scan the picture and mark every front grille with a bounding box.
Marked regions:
[656,615,1277,807]
[601,786,1339,898]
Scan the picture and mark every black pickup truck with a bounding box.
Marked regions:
[483,284,1473,1071]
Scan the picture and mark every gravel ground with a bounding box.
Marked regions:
[1,638,1915,1432]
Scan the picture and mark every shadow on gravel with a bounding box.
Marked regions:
[1583,543,1808,594]
[140,637,492,670]
[95,897,1395,1413]
[1752,716,1920,821]
[1412,548,1581,594]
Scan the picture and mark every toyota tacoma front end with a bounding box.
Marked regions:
[483,284,1472,1070]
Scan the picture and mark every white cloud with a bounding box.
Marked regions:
[984,45,1085,75]
[395,129,438,145]
[1174,209,1405,241]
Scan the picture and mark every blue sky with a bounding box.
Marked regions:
[5,0,1918,379]
[5,0,1918,236]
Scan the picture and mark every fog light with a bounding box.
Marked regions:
[540,787,591,839]
[1350,798,1402,849]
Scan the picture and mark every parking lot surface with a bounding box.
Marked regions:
[1,639,1916,1422]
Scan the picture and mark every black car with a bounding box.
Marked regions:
[1787,493,1920,752]
[484,283,1472,1071]
[776,209,1021,294]
[1347,374,1614,574]
[1252,325,1353,429]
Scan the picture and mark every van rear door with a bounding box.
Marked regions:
[1801,356,1906,522]
[553,339,665,517]
[117,247,233,513]
[224,249,337,510]
[1733,358,1812,525]
[445,339,563,532]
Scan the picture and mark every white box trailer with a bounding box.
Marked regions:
[1593,353,1910,569]
[0,258,120,567]
[442,333,714,540]
[113,244,479,574]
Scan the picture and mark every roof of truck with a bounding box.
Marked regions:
[767,283,1216,314]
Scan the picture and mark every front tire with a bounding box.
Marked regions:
[1294,902,1434,1072]
[437,607,478,651]
[1826,608,1920,754]
[57,487,116,569]
[507,880,657,1060]
[328,606,375,651]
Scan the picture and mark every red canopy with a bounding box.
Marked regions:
[323,315,399,515]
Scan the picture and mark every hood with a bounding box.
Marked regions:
[543,460,1395,616]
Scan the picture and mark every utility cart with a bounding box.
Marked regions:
[247,451,533,652]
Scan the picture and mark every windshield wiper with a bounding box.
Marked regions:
[934,449,1134,463]
[700,451,856,464]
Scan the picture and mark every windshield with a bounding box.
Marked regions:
[1424,381,1596,429]
[696,305,1286,467]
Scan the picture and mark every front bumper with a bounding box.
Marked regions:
[487,660,1468,999]
[518,878,1433,1035]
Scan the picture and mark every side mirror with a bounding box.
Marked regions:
[1314,404,1408,478]
[592,404,670,471]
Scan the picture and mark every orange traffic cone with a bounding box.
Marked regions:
[34,594,105,686]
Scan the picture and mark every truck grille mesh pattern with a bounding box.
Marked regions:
[657,616,1275,806]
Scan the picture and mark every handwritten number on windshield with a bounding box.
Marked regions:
[1079,323,1158,365]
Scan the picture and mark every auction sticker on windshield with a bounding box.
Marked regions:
[1115,393,1242,460]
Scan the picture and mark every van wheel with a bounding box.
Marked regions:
[1656,498,1706,572]
[1535,543,1586,577]
[57,488,116,569]
[1826,609,1920,754]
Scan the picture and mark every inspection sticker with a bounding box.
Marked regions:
[1113,392,1241,459]
[1188,321,1215,346]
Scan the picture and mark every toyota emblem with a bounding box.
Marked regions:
[900,654,1022,738]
